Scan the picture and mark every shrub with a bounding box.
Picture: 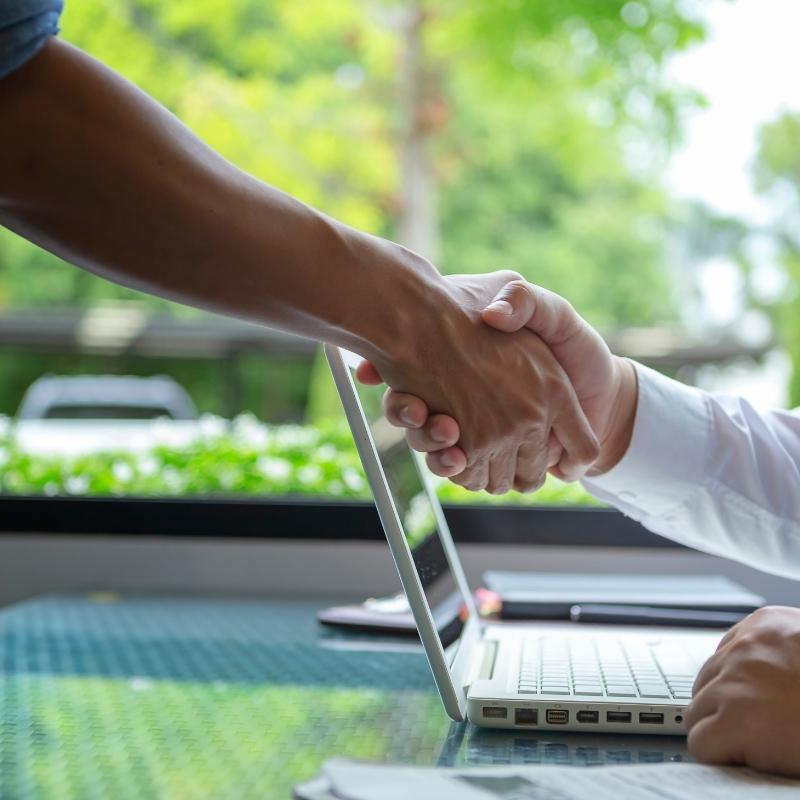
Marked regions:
[0,414,599,506]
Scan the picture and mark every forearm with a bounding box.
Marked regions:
[0,39,446,367]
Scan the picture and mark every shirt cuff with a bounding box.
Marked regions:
[582,362,712,516]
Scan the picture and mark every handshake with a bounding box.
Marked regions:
[356,271,639,494]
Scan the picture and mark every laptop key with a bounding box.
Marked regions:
[636,686,670,698]
[605,687,637,698]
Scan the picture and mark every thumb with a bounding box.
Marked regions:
[483,280,579,346]
[481,280,536,333]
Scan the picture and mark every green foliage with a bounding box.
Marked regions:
[755,112,800,406]
[0,0,705,327]
[0,415,598,506]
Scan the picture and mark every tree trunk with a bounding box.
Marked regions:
[397,2,440,263]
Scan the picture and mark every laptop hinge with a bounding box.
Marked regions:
[464,640,498,689]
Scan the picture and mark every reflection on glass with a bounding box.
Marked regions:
[463,727,689,767]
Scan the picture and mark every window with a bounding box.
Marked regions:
[2,1,797,534]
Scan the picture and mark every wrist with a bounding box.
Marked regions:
[588,356,638,476]
[327,223,451,369]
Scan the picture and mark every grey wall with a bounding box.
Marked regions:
[2,534,799,608]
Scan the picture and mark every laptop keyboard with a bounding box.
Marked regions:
[517,637,698,700]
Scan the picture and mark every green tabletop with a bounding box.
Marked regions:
[0,594,688,799]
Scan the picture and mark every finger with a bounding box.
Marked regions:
[486,450,516,495]
[687,712,744,766]
[355,359,383,385]
[692,618,751,696]
[692,651,726,696]
[484,280,583,347]
[512,440,549,494]
[481,280,536,333]
[545,431,562,470]
[406,414,460,453]
[425,447,467,478]
[552,395,600,481]
[382,390,429,429]
[684,679,722,729]
[449,459,489,492]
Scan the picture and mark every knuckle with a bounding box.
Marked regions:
[557,295,576,317]
[513,469,546,494]
[497,269,524,285]
[581,435,601,464]
[521,478,546,494]
[451,468,483,492]
[730,632,760,653]
[532,474,547,492]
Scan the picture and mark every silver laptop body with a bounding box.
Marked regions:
[326,345,723,734]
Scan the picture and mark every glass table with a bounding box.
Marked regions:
[0,595,688,799]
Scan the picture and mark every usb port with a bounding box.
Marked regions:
[639,712,664,725]
[546,709,569,724]
[515,708,538,725]
[606,711,632,723]
[483,706,507,719]
[576,710,599,724]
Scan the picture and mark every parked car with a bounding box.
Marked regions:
[14,375,209,456]
[18,374,198,420]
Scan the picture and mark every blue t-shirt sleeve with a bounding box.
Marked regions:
[0,0,64,79]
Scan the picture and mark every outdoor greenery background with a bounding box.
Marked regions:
[1,0,797,500]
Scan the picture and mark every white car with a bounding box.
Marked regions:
[14,374,216,456]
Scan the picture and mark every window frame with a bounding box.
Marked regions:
[0,495,681,548]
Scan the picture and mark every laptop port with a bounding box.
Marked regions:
[482,706,507,719]
[576,710,599,724]
[546,709,569,725]
[606,711,632,723]
[639,712,664,724]
[514,708,538,725]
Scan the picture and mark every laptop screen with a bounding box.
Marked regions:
[354,380,471,651]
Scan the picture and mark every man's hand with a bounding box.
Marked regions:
[366,272,599,493]
[686,607,800,777]
[359,277,638,486]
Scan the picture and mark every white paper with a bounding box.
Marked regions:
[297,758,800,800]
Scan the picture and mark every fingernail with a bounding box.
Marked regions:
[439,452,454,468]
[431,427,448,443]
[486,299,513,315]
[399,405,415,426]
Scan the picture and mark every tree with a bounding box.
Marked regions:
[0,0,709,416]
[755,112,800,406]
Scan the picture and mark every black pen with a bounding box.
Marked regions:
[569,604,750,628]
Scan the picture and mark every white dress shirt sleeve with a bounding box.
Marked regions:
[583,363,800,578]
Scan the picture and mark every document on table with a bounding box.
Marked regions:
[293,758,800,800]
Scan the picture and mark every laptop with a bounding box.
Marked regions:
[326,344,724,734]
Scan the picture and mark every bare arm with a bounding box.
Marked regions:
[0,39,443,366]
[0,40,598,492]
